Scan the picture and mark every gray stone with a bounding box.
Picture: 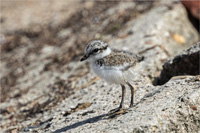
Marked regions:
[41,76,200,133]
[1,1,199,133]
[159,42,200,85]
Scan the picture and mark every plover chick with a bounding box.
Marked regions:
[80,40,144,112]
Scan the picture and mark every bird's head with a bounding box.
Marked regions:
[80,40,111,62]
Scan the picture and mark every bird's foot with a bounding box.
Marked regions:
[129,104,134,108]
[108,107,122,114]
[107,107,128,117]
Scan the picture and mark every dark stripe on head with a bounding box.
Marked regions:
[90,45,108,55]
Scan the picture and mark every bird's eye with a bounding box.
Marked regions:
[93,49,99,53]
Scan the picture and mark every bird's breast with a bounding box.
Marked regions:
[91,63,125,84]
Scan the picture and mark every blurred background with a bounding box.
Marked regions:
[0,0,199,132]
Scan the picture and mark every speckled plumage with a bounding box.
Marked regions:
[96,49,143,71]
[80,40,144,83]
[80,40,144,112]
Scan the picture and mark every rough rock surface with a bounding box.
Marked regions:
[46,76,200,133]
[159,42,200,85]
[0,1,199,132]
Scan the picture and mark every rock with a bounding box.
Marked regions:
[0,0,199,133]
[181,0,200,20]
[24,1,200,132]
[110,0,198,84]
[158,42,200,85]
[181,0,200,33]
[44,76,200,133]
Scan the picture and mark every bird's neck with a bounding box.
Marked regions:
[101,47,112,57]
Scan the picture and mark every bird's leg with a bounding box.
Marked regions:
[109,84,126,113]
[127,82,135,108]
[119,84,126,108]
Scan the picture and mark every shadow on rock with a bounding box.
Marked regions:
[53,87,163,133]
[157,42,200,85]
[53,113,107,133]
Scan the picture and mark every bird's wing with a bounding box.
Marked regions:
[103,52,139,71]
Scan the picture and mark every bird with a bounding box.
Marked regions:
[80,40,144,112]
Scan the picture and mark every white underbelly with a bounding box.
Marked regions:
[92,65,125,84]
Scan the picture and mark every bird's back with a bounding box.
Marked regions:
[102,49,144,71]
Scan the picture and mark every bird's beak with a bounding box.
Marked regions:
[80,54,89,61]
